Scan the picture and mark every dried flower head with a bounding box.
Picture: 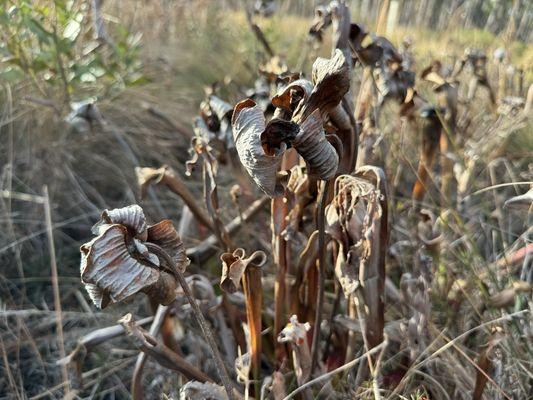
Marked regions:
[80,205,189,308]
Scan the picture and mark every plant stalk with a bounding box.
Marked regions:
[146,243,235,400]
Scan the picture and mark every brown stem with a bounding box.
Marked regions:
[310,179,332,374]
[145,243,235,400]
[242,264,263,396]
[272,195,288,363]
[137,166,215,232]
[120,313,212,384]
[245,9,275,57]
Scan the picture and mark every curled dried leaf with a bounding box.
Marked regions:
[325,169,387,299]
[148,220,190,273]
[80,205,189,308]
[220,248,266,293]
[489,281,532,308]
[208,95,233,122]
[93,204,147,241]
[309,4,332,41]
[232,99,288,197]
[272,79,313,113]
[294,49,350,122]
[421,61,447,87]
[135,166,166,199]
[292,109,339,180]
[504,188,533,210]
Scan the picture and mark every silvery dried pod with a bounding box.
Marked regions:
[232,99,298,197]
[192,116,215,144]
[272,79,314,113]
[292,109,339,180]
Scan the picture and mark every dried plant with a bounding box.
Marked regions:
[80,205,189,308]
[25,2,526,399]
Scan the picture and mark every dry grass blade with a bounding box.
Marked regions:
[43,186,69,395]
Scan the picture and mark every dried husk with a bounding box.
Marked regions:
[208,95,235,149]
[192,116,217,145]
[232,99,295,197]
[179,381,226,400]
[292,109,339,180]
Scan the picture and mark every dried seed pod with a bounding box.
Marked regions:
[80,205,189,308]
[232,99,292,197]
[219,248,266,293]
[293,109,339,180]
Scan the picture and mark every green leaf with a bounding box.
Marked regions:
[26,17,53,44]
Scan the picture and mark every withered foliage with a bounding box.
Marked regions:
[68,2,532,400]
[80,205,189,308]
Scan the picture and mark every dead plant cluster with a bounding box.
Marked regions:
[0,1,531,399]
